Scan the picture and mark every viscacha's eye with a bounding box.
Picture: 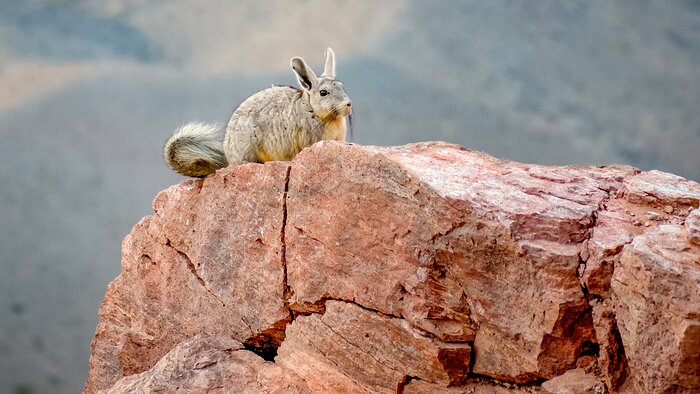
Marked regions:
[319,89,329,96]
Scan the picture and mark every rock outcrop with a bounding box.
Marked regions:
[85,142,700,393]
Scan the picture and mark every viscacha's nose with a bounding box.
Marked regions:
[346,101,352,107]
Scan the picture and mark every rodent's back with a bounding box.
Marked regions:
[164,47,350,177]
[224,86,323,164]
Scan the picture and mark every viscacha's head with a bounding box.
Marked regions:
[291,48,352,121]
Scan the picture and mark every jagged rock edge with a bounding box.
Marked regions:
[576,177,635,391]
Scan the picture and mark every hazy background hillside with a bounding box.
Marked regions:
[1,1,699,393]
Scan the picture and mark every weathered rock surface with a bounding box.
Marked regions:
[541,368,605,394]
[85,163,292,393]
[613,225,700,393]
[590,299,629,390]
[403,379,544,394]
[105,335,309,393]
[687,208,700,245]
[85,142,700,393]
[276,300,470,392]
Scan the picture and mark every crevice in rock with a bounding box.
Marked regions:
[293,296,403,321]
[242,317,290,363]
[578,254,593,303]
[464,373,546,389]
[467,339,477,374]
[576,185,618,307]
[281,165,294,323]
[240,165,294,364]
[578,187,614,280]
[592,300,631,391]
[606,319,630,390]
[575,184,636,393]
[396,375,417,394]
[338,297,403,319]
[291,294,470,344]
[578,213,600,284]
[174,249,227,308]
[530,300,596,386]
[243,342,278,362]
[579,340,600,358]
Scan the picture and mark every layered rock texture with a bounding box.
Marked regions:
[85,142,700,393]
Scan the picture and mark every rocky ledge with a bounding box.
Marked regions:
[85,142,700,393]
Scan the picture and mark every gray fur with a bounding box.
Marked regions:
[163,122,227,177]
[163,47,351,177]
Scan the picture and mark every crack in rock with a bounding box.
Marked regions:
[396,375,417,394]
[174,249,227,308]
[281,165,294,323]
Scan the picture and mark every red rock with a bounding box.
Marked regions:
[623,169,700,210]
[276,300,470,393]
[286,142,633,382]
[581,199,641,298]
[84,141,700,393]
[612,224,700,393]
[581,167,700,301]
[687,208,700,245]
[403,378,544,393]
[85,163,291,393]
[578,186,676,301]
[541,368,605,394]
[105,335,310,393]
[573,165,700,394]
[590,299,629,391]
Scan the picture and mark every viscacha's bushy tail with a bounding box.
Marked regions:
[163,122,228,177]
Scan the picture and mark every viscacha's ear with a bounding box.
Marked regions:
[291,57,318,91]
[322,47,336,78]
